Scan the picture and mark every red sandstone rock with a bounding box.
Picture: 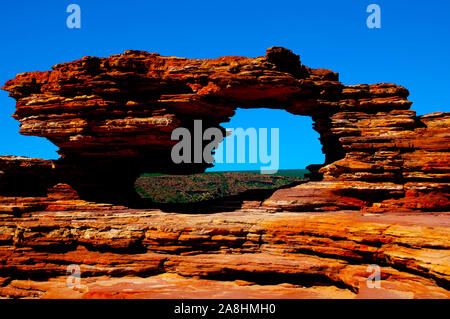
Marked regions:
[2,47,447,211]
[0,209,448,298]
[0,47,449,299]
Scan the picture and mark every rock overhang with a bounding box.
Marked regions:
[0,47,448,212]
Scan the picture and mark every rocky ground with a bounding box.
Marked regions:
[0,47,448,298]
[0,204,449,299]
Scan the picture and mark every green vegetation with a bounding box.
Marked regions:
[135,170,308,204]
[222,169,310,178]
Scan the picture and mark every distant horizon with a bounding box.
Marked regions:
[205,168,310,172]
[141,168,310,176]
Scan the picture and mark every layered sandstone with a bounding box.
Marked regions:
[2,47,448,211]
[0,47,449,299]
[0,209,449,298]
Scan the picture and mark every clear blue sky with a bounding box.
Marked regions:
[0,1,449,171]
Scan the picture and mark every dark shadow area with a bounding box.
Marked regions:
[132,179,307,213]
[193,269,354,291]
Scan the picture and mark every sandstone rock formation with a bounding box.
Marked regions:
[0,209,449,298]
[0,47,449,299]
[2,47,448,211]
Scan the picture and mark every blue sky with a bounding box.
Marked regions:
[0,1,449,171]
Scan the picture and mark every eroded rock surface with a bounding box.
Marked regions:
[2,47,448,210]
[0,209,449,298]
[0,47,449,298]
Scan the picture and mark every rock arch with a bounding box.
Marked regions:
[1,47,449,212]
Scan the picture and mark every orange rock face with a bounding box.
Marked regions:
[0,209,449,298]
[2,47,449,210]
[0,47,449,299]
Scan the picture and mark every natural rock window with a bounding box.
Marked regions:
[1,47,448,212]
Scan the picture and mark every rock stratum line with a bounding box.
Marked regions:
[0,47,449,298]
